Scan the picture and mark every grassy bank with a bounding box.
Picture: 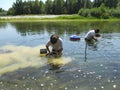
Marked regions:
[0,15,120,22]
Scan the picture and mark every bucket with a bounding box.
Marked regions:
[40,49,47,56]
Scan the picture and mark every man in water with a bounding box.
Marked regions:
[46,34,63,57]
[85,29,100,42]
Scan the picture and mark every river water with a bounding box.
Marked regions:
[0,21,120,90]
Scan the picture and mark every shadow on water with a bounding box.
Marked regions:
[85,42,87,62]
[48,64,64,73]
[46,55,72,73]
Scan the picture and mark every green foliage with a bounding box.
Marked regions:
[0,8,4,12]
[9,0,45,15]
[104,0,118,8]
[78,3,110,19]
[0,8,7,16]
[110,8,120,18]
[93,0,119,8]
[7,8,15,15]
[90,8,101,18]
[78,8,91,17]
[3,0,120,19]
[45,0,53,14]
[0,12,7,16]
[7,0,93,15]
[98,3,109,19]
[52,0,65,14]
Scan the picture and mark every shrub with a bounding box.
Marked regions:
[90,8,101,18]
[112,9,120,18]
[0,12,7,16]
[78,3,111,19]
[78,8,90,17]
[101,12,109,19]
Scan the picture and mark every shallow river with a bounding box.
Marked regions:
[0,21,120,90]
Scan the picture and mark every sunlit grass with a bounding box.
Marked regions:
[0,14,120,22]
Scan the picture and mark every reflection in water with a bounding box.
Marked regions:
[47,57,71,66]
[84,40,99,62]
[49,64,61,70]
[47,57,72,73]
[5,21,120,35]
[48,64,65,73]
[1,21,120,37]
[84,42,87,62]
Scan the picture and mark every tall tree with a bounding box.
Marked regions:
[45,0,53,14]
[39,0,44,14]
[65,0,76,14]
[23,1,31,14]
[84,0,91,8]
[93,0,119,8]
[12,0,24,15]
[0,8,5,12]
[32,0,40,14]
[104,0,118,8]
[52,0,65,14]
[93,0,104,7]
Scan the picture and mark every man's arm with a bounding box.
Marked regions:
[46,45,50,54]
[93,36,98,41]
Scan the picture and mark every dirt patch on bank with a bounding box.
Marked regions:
[0,15,62,19]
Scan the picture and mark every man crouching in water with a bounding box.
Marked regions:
[46,34,63,57]
[84,29,101,46]
[85,29,100,42]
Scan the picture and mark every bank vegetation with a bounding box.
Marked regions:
[0,0,120,20]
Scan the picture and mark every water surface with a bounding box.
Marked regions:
[0,21,120,90]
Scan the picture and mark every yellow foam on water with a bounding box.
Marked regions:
[0,45,47,75]
[0,45,72,75]
[40,54,47,57]
[48,57,72,66]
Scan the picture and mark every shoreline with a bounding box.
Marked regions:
[0,15,120,22]
[0,15,62,19]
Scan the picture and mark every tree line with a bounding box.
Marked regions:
[0,0,120,18]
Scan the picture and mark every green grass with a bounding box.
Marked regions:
[0,14,120,22]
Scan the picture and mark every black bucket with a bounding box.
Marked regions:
[40,49,47,56]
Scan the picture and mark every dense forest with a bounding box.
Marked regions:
[0,0,120,18]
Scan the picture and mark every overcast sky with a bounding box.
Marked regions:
[0,0,46,10]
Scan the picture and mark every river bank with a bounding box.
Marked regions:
[0,15,120,22]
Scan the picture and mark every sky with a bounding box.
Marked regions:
[0,0,46,10]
